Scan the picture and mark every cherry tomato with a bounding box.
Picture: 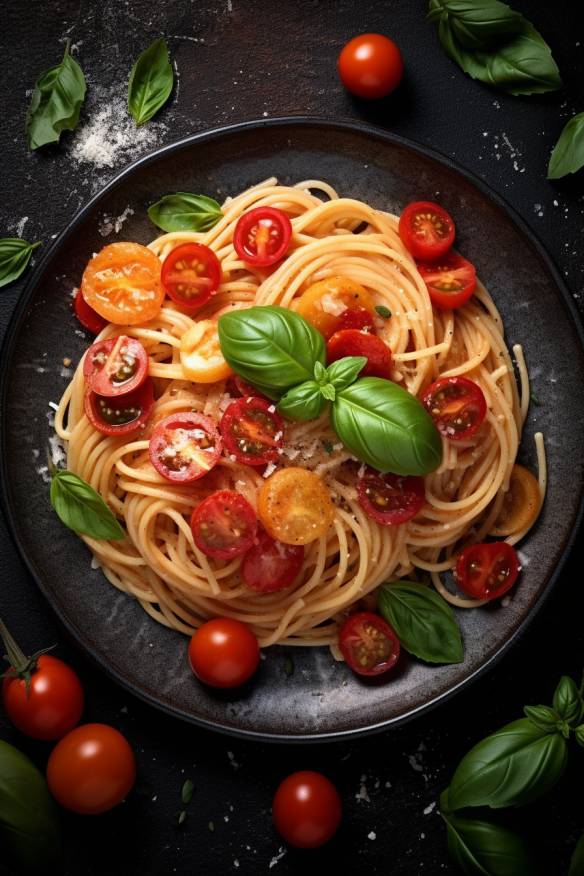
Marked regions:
[258,468,335,545]
[74,288,107,334]
[220,397,284,466]
[190,490,257,560]
[83,335,149,397]
[180,319,232,383]
[46,723,135,814]
[337,306,375,332]
[491,465,541,537]
[233,207,292,267]
[338,611,400,677]
[456,542,520,601]
[399,202,455,261]
[161,242,221,312]
[295,276,374,339]
[338,33,404,100]
[226,375,268,400]
[81,242,164,326]
[272,771,342,849]
[422,376,487,441]
[241,530,304,593]
[357,468,425,525]
[84,377,154,436]
[327,329,392,379]
[188,618,260,688]
[149,412,221,483]
[417,252,476,310]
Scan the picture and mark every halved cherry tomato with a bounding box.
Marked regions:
[241,530,304,593]
[272,771,342,849]
[81,242,164,326]
[149,413,221,483]
[491,464,541,537]
[180,319,232,383]
[422,376,487,441]
[399,202,455,261]
[455,541,520,601]
[226,375,268,400]
[338,306,375,332]
[295,276,374,339]
[188,618,260,688]
[84,378,154,436]
[161,242,221,312]
[417,252,476,310]
[327,329,392,379]
[357,469,425,525]
[220,397,284,466]
[74,288,107,334]
[338,611,400,677]
[83,336,149,397]
[338,33,404,100]
[258,468,335,545]
[191,490,257,560]
[233,207,292,267]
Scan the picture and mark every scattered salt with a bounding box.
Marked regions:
[99,206,135,237]
[49,433,67,468]
[368,831,376,840]
[269,847,287,869]
[227,751,240,770]
[423,801,436,815]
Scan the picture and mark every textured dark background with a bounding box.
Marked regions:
[1,1,583,874]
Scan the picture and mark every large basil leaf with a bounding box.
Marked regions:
[443,808,538,875]
[548,113,584,180]
[427,0,523,50]
[148,193,223,233]
[552,675,583,727]
[569,832,584,876]
[0,739,62,873]
[128,37,173,126]
[50,470,125,540]
[378,581,463,664]
[278,380,324,421]
[331,377,442,476]
[0,239,41,289]
[448,718,568,810]
[26,41,86,150]
[218,306,325,401]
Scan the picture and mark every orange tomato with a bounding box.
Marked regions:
[258,467,335,545]
[81,242,164,326]
[180,319,232,383]
[491,464,541,536]
[294,276,374,339]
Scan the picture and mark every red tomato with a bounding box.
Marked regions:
[220,397,284,466]
[357,469,425,525]
[422,376,487,441]
[337,306,375,332]
[327,329,392,379]
[226,375,268,400]
[233,207,292,267]
[190,490,257,560]
[241,530,304,593]
[417,252,476,310]
[338,611,400,677]
[188,618,260,688]
[84,378,154,436]
[399,201,455,261]
[272,771,342,849]
[83,335,149,397]
[46,723,136,814]
[149,412,221,483]
[456,542,520,601]
[338,33,404,100]
[74,288,107,334]
[161,243,221,312]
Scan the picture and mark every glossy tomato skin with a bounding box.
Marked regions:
[188,618,260,688]
[161,243,221,312]
[81,242,164,326]
[74,288,107,334]
[417,252,476,310]
[338,33,404,100]
[191,490,258,560]
[84,377,154,436]
[456,542,520,601]
[226,375,267,400]
[272,771,342,849]
[422,376,487,441]
[233,207,292,267]
[46,723,136,814]
[295,276,374,339]
[258,468,335,545]
[339,611,400,677]
[241,530,304,593]
[399,202,455,261]
[337,306,375,332]
[149,412,221,483]
[220,397,285,466]
[327,329,392,379]
[83,335,149,397]
[2,655,84,741]
[357,469,425,525]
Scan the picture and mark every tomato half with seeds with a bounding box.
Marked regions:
[161,242,221,312]
[81,242,164,326]
[491,464,541,537]
[337,306,375,332]
[241,530,304,593]
[233,207,292,267]
[339,612,400,677]
[84,378,154,436]
[191,490,257,560]
[220,397,284,466]
[357,469,425,525]
[417,252,476,310]
[456,542,520,601]
[295,276,374,339]
[422,376,487,441]
[83,336,149,397]
[327,329,392,379]
[399,201,455,261]
[74,288,108,334]
[258,468,335,545]
[149,413,221,483]
[188,619,260,688]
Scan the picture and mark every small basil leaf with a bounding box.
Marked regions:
[428,0,524,50]
[375,305,391,319]
[378,580,463,664]
[147,193,223,233]
[575,726,584,748]
[447,718,568,810]
[0,239,41,289]
[331,377,442,476]
[277,381,324,421]
[314,361,327,383]
[50,470,125,540]
[442,809,538,876]
[181,778,194,805]
[26,41,87,150]
[320,384,336,402]
[326,356,367,391]
[128,37,173,126]
[548,113,584,179]
[523,704,562,734]
[552,676,583,726]
[569,832,584,876]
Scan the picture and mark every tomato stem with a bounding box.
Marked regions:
[0,616,55,692]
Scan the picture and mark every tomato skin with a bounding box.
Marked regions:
[84,377,154,436]
[46,723,136,815]
[226,375,268,400]
[327,329,392,379]
[357,469,425,525]
[258,468,335,545]
[180,319,232,383]
[399,202,455,261]
[220,397,285,466]
[81,242,164,326]
[491,465,541,537]
[337,307,375,332]
[272,771,342,849]
[149,412,222,483]
[161,243,221,311]
[191,490,258,560]
[83,335,149,397]
[188,618,260,688]
[456,542,520,601]
[233,207,292,267]
[422,376,487,441]
[295,276,374,340]
[338,33,404,100]
[241,530,304,593]
[339,612,400,677]
[417,252,476,310]
[74,288,107,334]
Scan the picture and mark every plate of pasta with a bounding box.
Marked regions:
[2,118,583,740]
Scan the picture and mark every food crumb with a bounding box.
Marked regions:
[368,831,376,840]
[423,801,436,815]
[268,847,287,868]
[63,357,72,367]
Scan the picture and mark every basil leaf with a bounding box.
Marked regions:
[218,306,325,401]
[320,384,336,402]
[375,305,391,319]
[523,704,562,734]
[0,239,41,289]
[277,381,324,421]
[428,0,523,50]
[128,37,173,126]
[569,832,584,876]
[0,739,62,873]
[447,718,568,810]
[326,356,367,391]
[314,361,328,383]
[442,809,537,876]
[148,193,223,233]
[575,726,584,749]
[331,377,442,475]
[378,580,463,664]
[26,41,86,151]
[552,676,583,726]
[548,113,584,180]
[50,470,125,540]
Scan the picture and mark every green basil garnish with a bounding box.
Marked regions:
[523,704,563,735]
[0,239,41,289]
[26,40,86,150]
[548,112,584,180]
[378,581,463,664]
[326,356,367,391]
[569,833,584,876]
[50,470,125,540]
[278,381,324,421]
[552,676,583,727]
[148,193,223,233]
[128,37,173,126]
[375,305,392,319]
[442,805,537,876]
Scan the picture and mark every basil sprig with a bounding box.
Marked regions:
[148,193,223,233]
[0,239,41,289]
[50,470,125,540]
[128,37,173,126]
[26,40,87,150]
[278,356,367,418]
[378,581,463,664]
[548,113,584,180]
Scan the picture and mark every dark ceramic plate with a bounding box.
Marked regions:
[2,119,584,741]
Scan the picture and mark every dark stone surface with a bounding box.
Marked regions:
[1,2,583,874]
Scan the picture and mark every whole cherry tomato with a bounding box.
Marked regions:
[272,771,342,848]
[338,34,404,100]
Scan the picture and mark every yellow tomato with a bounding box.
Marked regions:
[294,276,374,339]
[180,320,232,383]
[258,467,335,545]
[491,464,541,536]
[81,242,164,326]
